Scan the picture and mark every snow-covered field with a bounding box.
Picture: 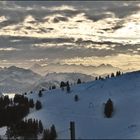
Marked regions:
[31,72,94,92]
[24,70,140,139]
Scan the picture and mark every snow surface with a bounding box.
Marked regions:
[31,72,94,92]
[25,70,140,139]
[0,66,42,93]
[0,66,95,93]
[0,127,7,139]
[2,93,15,99]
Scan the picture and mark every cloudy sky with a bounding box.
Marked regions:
[0,1,140,70]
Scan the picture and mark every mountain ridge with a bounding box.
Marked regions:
[30,72,95,92]
[0,66,42,93]
[30,63,122,76]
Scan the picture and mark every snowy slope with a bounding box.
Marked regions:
[0,66,42,93]
[30,72,95,92]
[25,70,140,139]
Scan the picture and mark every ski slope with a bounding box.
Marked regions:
[25,71,140,139]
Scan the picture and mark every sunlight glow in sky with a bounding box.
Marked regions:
[0,1,139,71]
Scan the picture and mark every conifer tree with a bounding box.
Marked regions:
[66,81,70,93]
[77,79,81,84]
[29,99,34,108]
[41,88,45,91]
[52,85,56,89]
[99,76,102,80]
[104,98,114,118]
[38,90,43,97]
[60,81,66,91]
[111,73,115,77]
[74,95,79,102]
[116,71,121,76]
[95,77,98,80]
[49,86,51,90]
[50,124,57,140]
[39,120,43,133]
[42,129,50,140]
[35,100,42,110]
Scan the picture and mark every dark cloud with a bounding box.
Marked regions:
[107,3,140,18]
[0,1,139,67]
[0,35,75,53]
[0,20,17,28]
[1,35,74,42]
[85,13,110,22]
[0,1,139,29]
[75,38,122,46]
[52,16,69,23]
[83,1,140,18]
[0,1,81,28]
[0,34,139,62]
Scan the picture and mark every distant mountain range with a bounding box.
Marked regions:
[0,64,133,93]
[0,66,42,93]
[0,66,95,93]
[30,63,122,76]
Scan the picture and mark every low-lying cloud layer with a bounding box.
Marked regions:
[0,1,140,70]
